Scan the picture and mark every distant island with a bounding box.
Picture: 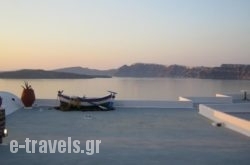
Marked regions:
[0,69,111,79]
[0,63,249,80]
[53,66,116,77]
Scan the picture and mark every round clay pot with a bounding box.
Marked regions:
[21,89,35,107]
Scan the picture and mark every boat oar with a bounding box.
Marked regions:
[107,91,117,95]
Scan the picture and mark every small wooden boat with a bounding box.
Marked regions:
[57,91,117,111]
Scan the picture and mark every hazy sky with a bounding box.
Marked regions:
[1,0,250,70]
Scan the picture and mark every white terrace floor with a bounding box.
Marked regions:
[1,107,250,165]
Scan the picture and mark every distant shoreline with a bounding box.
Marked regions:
[0,69,111,79]
[0,63,249,80]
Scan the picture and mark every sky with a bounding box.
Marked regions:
[0,0,250,70]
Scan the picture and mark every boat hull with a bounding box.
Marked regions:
[57,91,116,111]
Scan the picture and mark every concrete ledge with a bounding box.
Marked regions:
[199,104,250,137]
[114,100,193,109]
[35,99,59,107]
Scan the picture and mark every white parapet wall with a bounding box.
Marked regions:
[198,104,219,122]
[216,93,243,101]
[216,90,250,101]
[179,96,232,106]
[199,104,250,137]
[201,103,250,113]
[178,97,192,102]
[0,91,23,116]
[114,100,193,109]
[230,94,246,100]
[215,93,233,99]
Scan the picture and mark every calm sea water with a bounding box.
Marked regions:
[0,78,249,100]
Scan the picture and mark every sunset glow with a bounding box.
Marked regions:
[1,0,250,70]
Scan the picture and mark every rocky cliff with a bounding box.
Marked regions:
[114,63,250,80]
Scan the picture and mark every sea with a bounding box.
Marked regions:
[0,78,250,100]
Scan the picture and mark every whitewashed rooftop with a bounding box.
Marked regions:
[1,106,250,165]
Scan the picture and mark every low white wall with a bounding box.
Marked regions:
[230,94,245,100]
[199,104,250,137]
[215,93,233,101]
[214,110,250,137]
[215,94,230,97]
[114,100,193,109]
[179,96,232,105]
[203,103,250,113]
[198,104,220,122]
[216,91,250,101]
[0,91,22,116]
[178,97,192,102]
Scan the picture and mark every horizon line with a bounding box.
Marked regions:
[1,63,249,72]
